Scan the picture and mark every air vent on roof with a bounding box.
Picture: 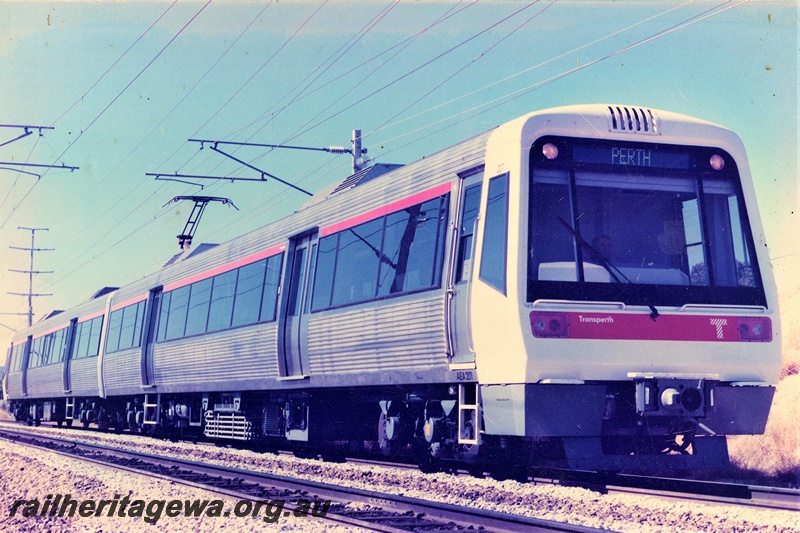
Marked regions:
[91,287,119,299]
[163,242,218,268]
[40,310,63,321]
[331,166,374,195]
[330,163,404,196]
[607,106,659,135]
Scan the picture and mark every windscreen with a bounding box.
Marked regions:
[528,137,766,307]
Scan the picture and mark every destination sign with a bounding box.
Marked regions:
[573,144,691,170]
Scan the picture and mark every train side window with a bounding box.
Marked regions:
[41,335,52,366]
[331,218,383,308]
[16,343,26,371]
[261,253,283,322]
[378,197,447,296]
[456,183,482,282]
[13,344,23,371]
[132,301,146,348]
[117,301,143,350]
[106,308,124,353]
[185,278,213,336]
[164,286,190,340]
[207,270,237,332]
[311,235,337,311]
[74,316,104,359]
[479,173,509,294]
[311,192,451,312]
[232,260,267,327]
[41,336,49,366]
[52,327,68,363]
[86,316,103,357]
[9,345,19,372]
[74,320,91,359]
[29,337,42,368]
[304,244,317,314]
[156,291,171,341]
[42,336,51,365]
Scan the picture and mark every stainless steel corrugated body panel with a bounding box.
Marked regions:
[6,373,23,398]
[26,365,63,398]
[153,326,279,386]
[307,296,447,375]
[103,350,141,392]
[70,358,99,395]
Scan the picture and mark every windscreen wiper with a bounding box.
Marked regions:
[556,216,659,320]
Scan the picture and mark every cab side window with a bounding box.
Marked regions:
[479,173,509,294]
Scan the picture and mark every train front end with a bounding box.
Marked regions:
[472,105,780,470]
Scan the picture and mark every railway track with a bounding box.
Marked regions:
[1,422,797,520]
[529,468,800,513]
[0,426,607,533]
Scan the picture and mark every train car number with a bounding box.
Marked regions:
[456,371,474,381]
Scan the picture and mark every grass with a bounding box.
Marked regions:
[726,366,800,484]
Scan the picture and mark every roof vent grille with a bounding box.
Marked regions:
[607,106,659,135]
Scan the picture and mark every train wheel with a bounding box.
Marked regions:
[377,412,398,456]
[97,408,109,432]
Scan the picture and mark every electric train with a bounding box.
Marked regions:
[4,104,780,473]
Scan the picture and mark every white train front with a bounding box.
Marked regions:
[4,104,780,474]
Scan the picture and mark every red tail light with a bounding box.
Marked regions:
[737,317,772,342]
[530,312,570,338]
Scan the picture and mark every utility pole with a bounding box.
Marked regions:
[8,227,53,327]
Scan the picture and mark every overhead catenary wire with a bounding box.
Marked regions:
[222,0,402,142]
[29,0,332,294]
[34,1,743,296]
[196,0,404,182]
[371,0,556,135]
[0,0,214,231]
[368,0,744,151]
[43,1,276,238]
[89,2,727,254]
[189,0,329,140]
[0,0,175,220]
[239,0,530,174]
[207,0,748,244]
[34,0,334,291]
[48,0,474,255]
[279,1,544,148]
[50,1,180,128]
[363,0,697,142]
[228,0,477,141]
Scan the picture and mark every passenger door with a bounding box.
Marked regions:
[140,288,161,387]
[20,336,31,396]
[62,318,77,393]
[448,170,483,365]
[279,233,316,378]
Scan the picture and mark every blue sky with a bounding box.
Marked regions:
[0,0,796,347]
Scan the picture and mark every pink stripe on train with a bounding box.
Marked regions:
[530,311,772,342]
